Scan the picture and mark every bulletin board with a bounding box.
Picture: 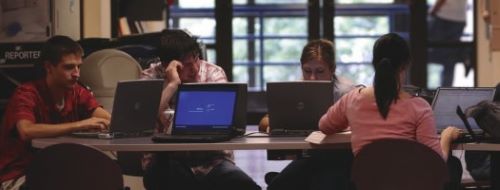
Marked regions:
[0,0,50,43]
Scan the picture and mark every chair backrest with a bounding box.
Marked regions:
[25,143,123,190]
[79,49,142,112]
[351,139,449,190]
[116,152,144,176]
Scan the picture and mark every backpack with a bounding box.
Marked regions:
[465,100,500,139]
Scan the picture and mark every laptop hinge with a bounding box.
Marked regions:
[271,129,285,134]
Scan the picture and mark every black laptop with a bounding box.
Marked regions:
[72,80,163,138]
[455,105,481,143]
[431,87,496,132]
[454,105,500,143]
[267,81,334,136]
[151,83,247,143]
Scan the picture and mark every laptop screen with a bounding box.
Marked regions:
[267,81,334,133]
[432,88,496,130]
[174,90,236,131]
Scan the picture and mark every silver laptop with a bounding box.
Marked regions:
[72,80,163,138]
[267,81,334,136]
[432,87,496,132]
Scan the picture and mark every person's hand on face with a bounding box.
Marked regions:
[164,54,200,84]
[178,54,200,83]
[164,60,183,86]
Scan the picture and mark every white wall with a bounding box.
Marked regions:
[476,1,500,87]
[83,0,111,38]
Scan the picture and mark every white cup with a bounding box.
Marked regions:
[162,109,175,134]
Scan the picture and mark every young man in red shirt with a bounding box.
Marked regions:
[0,36,111,190]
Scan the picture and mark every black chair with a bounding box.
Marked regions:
[116,152,145,177]
[351,139,448,190]
[24,143,124,190]
[78,38,112,58]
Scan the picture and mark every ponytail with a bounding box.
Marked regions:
[374,58,399,119]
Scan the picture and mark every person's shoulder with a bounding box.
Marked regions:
[6,81,42,105]
[340,85,365,101]
[336,76,364,93]
[200,60,227,82]
[201,60,223,70]
[405,96,433,115]
[407,96,431,107]
[334,76,358,99]
[15,80,40,95]
[74,82,93,95]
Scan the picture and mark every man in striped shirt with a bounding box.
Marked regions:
[141,29,259,190]
[141,31,227,129]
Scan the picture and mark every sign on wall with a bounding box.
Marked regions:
[0,42,44,65]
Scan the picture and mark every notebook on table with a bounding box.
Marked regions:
[72,79,163,139]
[431,87,496,133]
[267,81,334,137]
[151,83,247,143]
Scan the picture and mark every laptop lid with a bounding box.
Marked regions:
[108,79,163,134]
[431,87,496,131]
[267,81,334,133]
[456,105,480,143]
[171,83,246,136]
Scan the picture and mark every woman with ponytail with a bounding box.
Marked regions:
[319,33,462,189]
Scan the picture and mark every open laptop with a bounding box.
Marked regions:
[151,83,247,143]
[267,81,334,136]
[455,105,500,143]
[455,105,484,143]
[432,87,496,132]
[72,80,163,138]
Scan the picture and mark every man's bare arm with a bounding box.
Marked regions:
[16,117,110,141]
[92,107,111,120]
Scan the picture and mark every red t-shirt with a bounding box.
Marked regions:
[0,79,100,182]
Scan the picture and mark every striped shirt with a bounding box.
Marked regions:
[140,59,227,82]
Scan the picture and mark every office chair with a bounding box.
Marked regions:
[24,143,124,190]
[351,139,449,190]
[79,49,142,112]
[80,49,150,181]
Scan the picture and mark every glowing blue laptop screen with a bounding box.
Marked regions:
[174,91,236,130]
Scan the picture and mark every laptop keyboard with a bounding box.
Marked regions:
[270,130,314,137]
[151,134,232,143]
[454,133,477,143]
[71,130,153,138]
[454,133,500,143]
[71,131,102,138]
